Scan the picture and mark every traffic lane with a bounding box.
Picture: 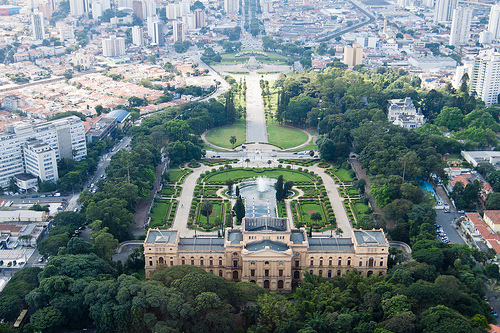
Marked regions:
[436,210,465,245]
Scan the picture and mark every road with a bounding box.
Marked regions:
[242,75,268,143]
[205,145,317,161]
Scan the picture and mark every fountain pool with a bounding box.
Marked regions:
[239,177,277,218]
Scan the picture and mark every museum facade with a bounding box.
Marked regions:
[144,217,389,292]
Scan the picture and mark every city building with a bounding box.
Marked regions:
[23,139,58,183]
[72,51,93,70]
[179,0,190,16]
[387,97,425,129]
[59,25,75,41]
[449,7,472,46]
[173,21,184,42]
[488,4,500,40]
[408,55,457,69]
[144,217,389,291]
[434,0,457,22]
[31,11,45,41]
[343,44,363,67]
[0,5,22,15]
[224,0,239,14]
[132,26,143,46]
[461,151,500,168]
[2,95,24,111]
[148,17,164,45]
[69,0,89,17]
[194,9,206,28]
[132,0,143,20]
[85,117,117,143]
[0,116,87,189]
[102,35,126,57]
[483,210,500,233]
[470,49,500,107]
[355,36,378,49]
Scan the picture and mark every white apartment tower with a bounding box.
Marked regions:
[173,21,185,42]
[132,26,143,46]
[31,12,45,41]
[23,139,58,183]
[69,0,90,16]
[59,25,75,41]
[434,0,457,22]
[488,4,500,40]
[0,116,87,189]
[194,9,206,28]
[180,0,190,16]
[470,49,500,107]
[343,44,363,67]
[148,17,164,45]
[224,0,239,14]
[449,7,472,46]
[102,35,126,57]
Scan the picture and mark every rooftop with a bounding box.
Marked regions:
[178,237,225,251]
[485,211,500,225]
[228,230,242,244]
[308,237,355,251]
[244,217,288,232]
[353,230,388,245]
[245,240,289,252]
[105,109,129,123]
[145,230,177,244]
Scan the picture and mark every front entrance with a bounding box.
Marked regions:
[233,270,239,281]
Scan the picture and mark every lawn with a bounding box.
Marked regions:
[150,200,170,227]
[331,168,353,183]
[299,201,326,226]
[266,120,309,149]
[221,50,292,64]
[205,119,246,149]
[161,186,179,197]
[168,169,190,183]
[197,201,223,228]
[277,202,287,218]
[204,168,316,183]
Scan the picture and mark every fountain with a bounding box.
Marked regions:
[238,177,277,217]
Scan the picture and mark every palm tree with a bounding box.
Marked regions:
[201,201,213,226]
[310,212,322,225]
[245,158,250,167]
[267,160,272,168]
[230,136,237,147]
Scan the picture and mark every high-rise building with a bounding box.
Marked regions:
[470,49,500,106]
[224,0,238,14]
[194,9,205,28]
[92,0,110,18]
[488,4,500,40]
[23,139,58,183]
[132,26,143,46]
[166,3,179,19]
[183,13,195,30]
[434,0,457,22]
[148,16,164,45]
[31,11,45,41]
[180,0,190,16]
[69,0,90,16]
[0,116,87,189]
[132,0,143,20]
[173,20,184,42]
[102,35,126,57]
[343,44,363,67]
[142,0,157,19]
[38,2,52,21]
[449,7,472,46]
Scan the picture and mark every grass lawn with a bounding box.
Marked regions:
[221,50,292,64]
[300,143,318,151]
[299,202,326,226]
[161,186,178,197]
[266,120,309,149]
[332,168,353,183]
[150,200,170,227]
[204,168,316,183]
[168,169,190,183]
[354,202,370,214]
[197,201,223,228]
[205,119,246,149]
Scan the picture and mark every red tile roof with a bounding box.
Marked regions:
[485,210,500,225]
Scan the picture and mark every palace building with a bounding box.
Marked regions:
[144,217,389,292]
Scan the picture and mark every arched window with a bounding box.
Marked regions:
[200,257,204,266]
[250,280,256,283]
[219,257,223,266]
[368,258,374,267]
[209,270,213,273]
[329,257,333,266]
[209,257,213,266]
[219,270,223,277]
[191,257,195,265]
[264,261,270,265]
[309,270,313,275]
[264,280,270,289]
[347,257,351,266]
[310,258,314,266]
[337,270,341,276]
[294,270,300,279]
[338,257,342,266]
[367,270,373,277]
[233,271,239,281]
[158,257,164,264]
[318,270,323,276]
[319,257,323,266]
[181,257,185,265]
[278,280,284,289]
[328,270,332,278]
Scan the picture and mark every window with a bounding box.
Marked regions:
[294,271,300,279]
[210,259,213,266]
[319,270,323,276]
[251,269,255,277]
[359,261,362,267]
[278,261,283,265]
[210,270,213,273]
[338,259,342,265]
[200,259,204,266]
[337,270,341,276]
[319,258,323,266]
[265,261,269,265]
[279,269,283,277]
[380,261,384,266]
[310,259,314,266]
[234,260,238,267]
[328,270,332,278]
[219,258,223,266]
[251,261,255,265]
[278,280,284,289]
[191,258,195,265]
[149,261,153,266]
[219,270,223,277]
[265,269,269,277]
[347,259,351,266]
[181,258,185,265]
[170,261,173,266]
[368,258,374,267]
[295,260,300,268]
[329,259,333,266]
[309,270,313,274]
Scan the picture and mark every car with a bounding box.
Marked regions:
[242,145,246,148]
[444,210,450,213]
[458,210,464,214]
[32,195,38,198]
[38,257,44,263]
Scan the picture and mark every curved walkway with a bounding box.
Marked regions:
[201,131,232,151]
[283,128,314,151]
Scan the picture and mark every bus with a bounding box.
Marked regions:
[13,309,28,329]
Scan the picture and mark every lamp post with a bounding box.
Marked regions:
[317,117,321,135]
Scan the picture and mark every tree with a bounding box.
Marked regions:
[233,196,245,223]
[225,179,234,193]
[335,228,343,237]
[201,201,213,226]
[275,175,284,201]
[30,306,64,333]
[230,135,237,147]
[486,192,500,210]
[225,213,233,228]
[310,212,322,225]
[319,138,336,161]
[309,150,315,157]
